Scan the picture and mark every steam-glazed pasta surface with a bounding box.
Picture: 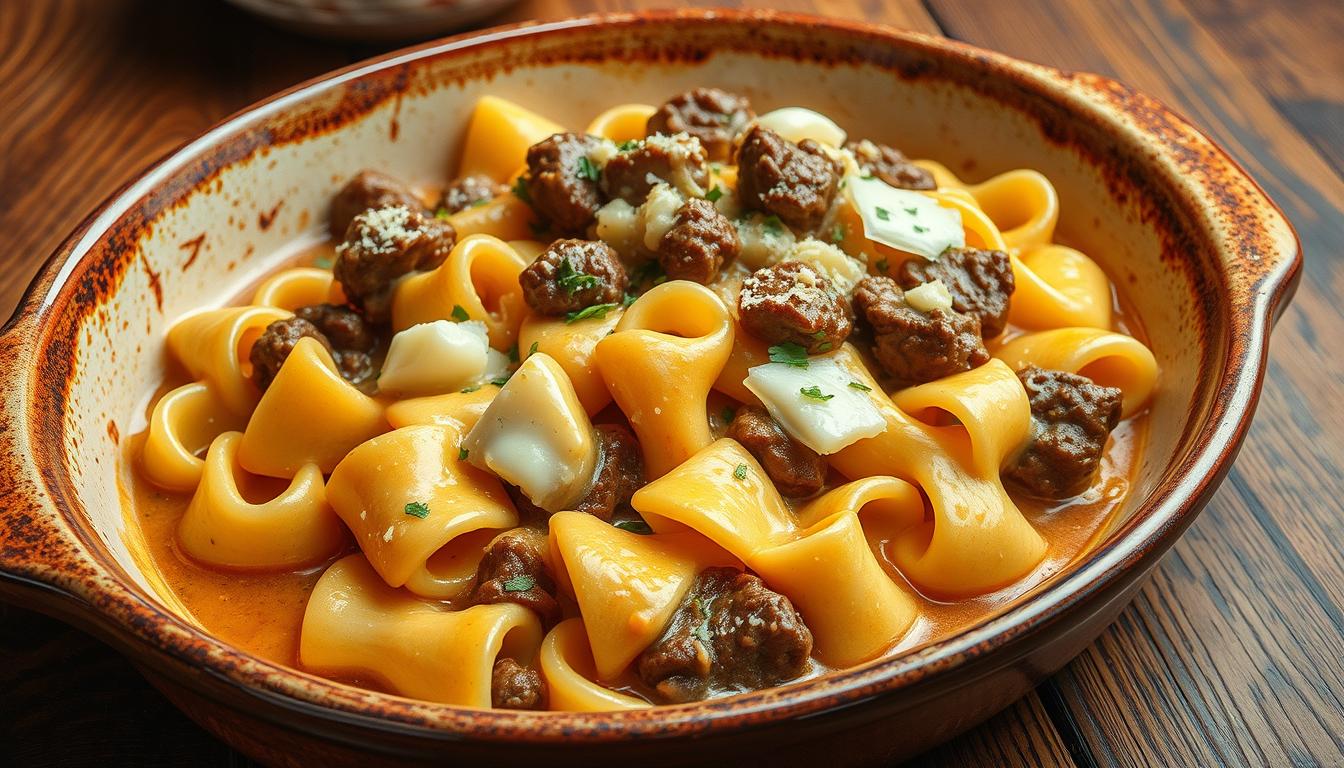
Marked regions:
[124,91,1156,710]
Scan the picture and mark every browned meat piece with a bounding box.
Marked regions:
[491,658,547,710]
[657,197,741,284]
[291,303,377,386]
[329,170,426,239]
[249,317,335,391]
[518,239,627,316]
[438,174,508,215]
[572,424,645,521]
[1005,367,1123,498]
[600,134,710,205]
[851,275,989,385]
[898,247,1015,338]
[469,531,560,622]
[738,261,852,354]
[646,88,755,163]
[636,567,812,703]
[333,204,455,323]
[736,125,842,232]
[845,139,936,191]
[523,133,605,235]
[727,407,826,498]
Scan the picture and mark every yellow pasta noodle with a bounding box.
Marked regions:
[251,267,342,311]
[140,382,246,493]
[166,305,290,416]
[456,95,564,182]
[585,104,657,142]
[446,195,539,242]
[392,234,530,349]
[178,431,345,569]
[325,423,517,599]
[1009,245,1114,330]
[300,554,543,707]
[518,309,622,416]
[966,170,1059,252]
[384,386,498,432]
[993,328,1158,417]
[539,619,651,712]
[594,281,735,478]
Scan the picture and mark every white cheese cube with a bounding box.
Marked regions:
[744,355,886,455]
[377,320,490,397]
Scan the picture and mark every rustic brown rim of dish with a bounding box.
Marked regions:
[0,8,1301,743]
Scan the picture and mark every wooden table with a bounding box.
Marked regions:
[2,1,1340,765]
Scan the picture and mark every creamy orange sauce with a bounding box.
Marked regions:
[121,239,1152,697]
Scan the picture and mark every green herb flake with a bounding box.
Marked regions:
[875,206,891,222]
[471,198,491,208]
[720,405,736,425]
[705,185,724,203]
[816,341,833,352]
[767,342,809,368]
[501,574,536,593]
[630,260,666,287]
[450,304,470,322]
[575,156,601,182]
[528,341,539,357]
[861,173,875,181]
[829,224,846,244]
[848,380,873,392]
[692,597,713,644]
[762,214,785,235]
[875,258,889,274]
[556,256,601,294]
[904,207,919,216]
[733,464,749,481]
[800,385,834,402]
[913,224,929,234]
[565,303,618,324]
[507,343,520,364]
[613,519,654,535]
[460,384,481,393]
[404,501,430,519]
[490,377,510,387]
[617,139,642,152]
[710,162,723,174]
[435,207,451,219]
[528,220,549,238]
[622,292,638,308]
[458,447,469,461]
[313,256,334,269]
[511,176,530,203]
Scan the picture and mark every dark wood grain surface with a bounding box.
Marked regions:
[1,1,1340,766]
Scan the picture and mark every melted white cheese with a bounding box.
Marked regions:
[756,107,848,148]
[744,355,886,455]
[377,320,490,397]
[847,175,964,259]
[905,279,954,313]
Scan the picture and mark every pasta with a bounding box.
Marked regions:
[126,90,1158,711]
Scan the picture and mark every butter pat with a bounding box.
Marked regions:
[744,355,886,454]
[378,320,490,397]
[461,353,598,511]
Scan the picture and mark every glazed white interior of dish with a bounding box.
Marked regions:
[58,44,1200,619]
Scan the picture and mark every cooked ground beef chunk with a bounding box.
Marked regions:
[333,204,455,323]
[736,125,842,232]
[469,531,560,622]
[519,239,627,315]
[657,197,741,284]
[438,174,507,215]
[292,304,377,386]
[646,88,755,163]
[738,261,852,354]
[845,139,936,191]
[636,567,812,703]
[851,276,990,385]
[1005,367,1123,498]
[491,658,547,710]
[523,132,605,235]
[727,407,826,498]
[329,170,426,239]
[898,247,1015,338]
[601,134,710,205]
[249,317,334,391]
[572,424,645,521]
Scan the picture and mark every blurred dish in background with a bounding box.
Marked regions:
[223,0,521,41]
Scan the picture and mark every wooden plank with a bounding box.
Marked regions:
[927,0,1344,765]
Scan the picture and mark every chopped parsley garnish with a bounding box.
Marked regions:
[458,447,469,461]
[617,139,642,152]
[829,224,846,244]
[816,341,833,352]
[404,501,430,519]
[313,256,334,269]
[502,574,536,593]
[460,384,481,393]
[812,330,827,339]
[490,377,510,387]
[913,224,929,233]
[507,343,520,364]
[528,220,549,238]
[528,341,539,357]
[848,380,873,392]
[710,163,723,173]
[733,464,749,481]
[575,156,601,181]
[471,198,490,208]
[875,258,889,274]
[705,185,723,203]
[434,207,451,219]
[720,405,736,424]
[556,257,600,294]
[511,176,530,203]
[875,206,891,222]
[622,292,638,308]
[565,303,618,324]
[904,207,919,216]
[860,173,875,181]
[800,385,834,401]
[613,519,653,535]
[762,214,785,235]
[630,260,667,286]
[767,342,809,368]
[692,597,713,644]
[450,304,470,322]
